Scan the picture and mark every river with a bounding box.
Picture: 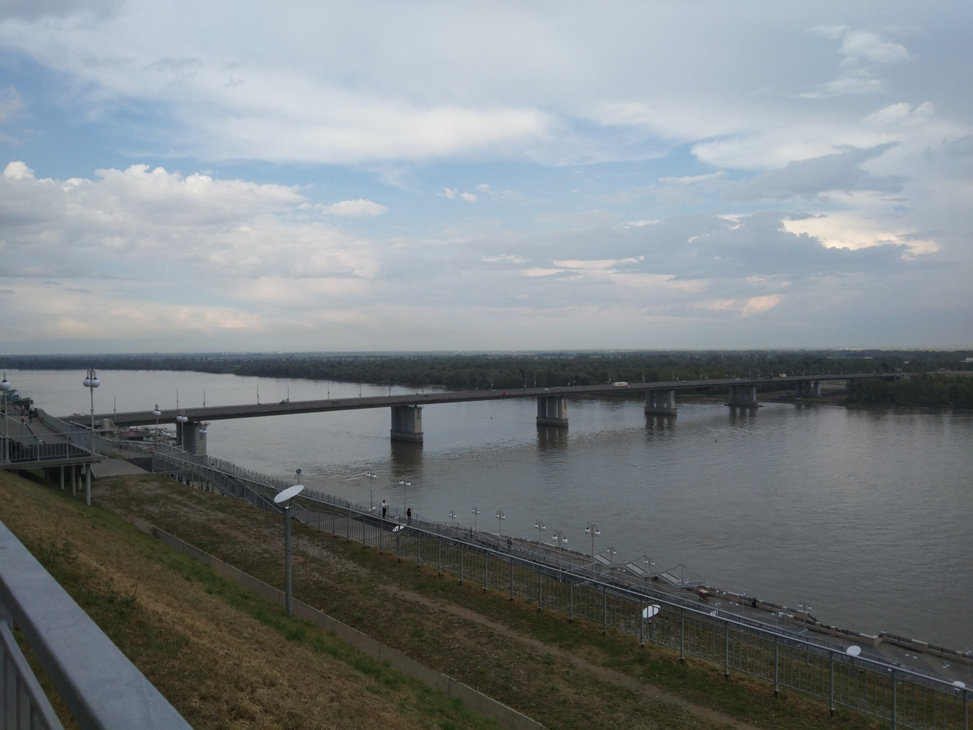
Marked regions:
[7,368,972,651]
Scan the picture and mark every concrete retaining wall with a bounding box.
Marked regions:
[152,527,543,730]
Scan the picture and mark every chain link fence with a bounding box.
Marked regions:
[131,447,971,730]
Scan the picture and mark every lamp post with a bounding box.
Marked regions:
[642,555,656,588]
[585,522,601,558]
[365,469,377,511]
[534,519,546,544]
[83,368,100,453]
[471,506,480,531]
[1,373,10,464]
[495,509,505,537]
[176,413,188,450]
[152,405,161,442]
[273,481,306,617]
[551,530,568,569]
[398,479,411,517]
[82,369,100,506]
[448,510,457,527]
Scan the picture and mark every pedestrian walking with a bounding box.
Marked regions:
[407,507,412,524]
[381,499,388,518]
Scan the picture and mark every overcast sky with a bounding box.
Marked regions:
[1,0,971,353]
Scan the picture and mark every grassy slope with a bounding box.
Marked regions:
[0,471,498,730]
[3,469,887,730]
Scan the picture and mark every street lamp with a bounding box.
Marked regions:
[398,479,411,517]
[495,509,505,536]
[551,530,568,569]
[471,506,480,531]
[82,369,100,506]
[82,368,100,453]
[584,522,601,558]
[152,404,161,442]
[1,373,10,463]
[273,481,305,617]
[365,469,377,511]
[534,519,546,544]
[448,510,457,526]
[176,413,188,450]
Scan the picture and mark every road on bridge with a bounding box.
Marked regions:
[93,373,899,427]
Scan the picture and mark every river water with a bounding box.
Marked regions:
[8,368,972,651]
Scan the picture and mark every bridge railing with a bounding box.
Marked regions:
[0,518,191,730]
[142,454,969,730]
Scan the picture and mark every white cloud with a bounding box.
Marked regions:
[782,213,939,258]
[442,188,477,202]
[483,254,528,264]
[839,30,911,65]
[796,74,887,100]
[476,183,524,201]
[320,199,388,217]
[0,4,970,349]
[659,171,727,185]
[695,295,783,317]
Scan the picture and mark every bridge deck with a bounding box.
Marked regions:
[93,373,900,426]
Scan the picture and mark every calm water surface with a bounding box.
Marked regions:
[9,369,973,651]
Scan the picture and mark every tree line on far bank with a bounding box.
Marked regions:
[846,372,973,409]
[3,350,972,408]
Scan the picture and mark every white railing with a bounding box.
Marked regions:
[0,519,191,729]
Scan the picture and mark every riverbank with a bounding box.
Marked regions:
[3,467,900,730]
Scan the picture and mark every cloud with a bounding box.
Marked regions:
[838,30,911,65]
[0,86,23,124]
[695,294,783,317]
[483,254,528,264]
[659,171,727,186]
[0,0,120,22]
[0,162,373,280]
[796,74,887,100]
[782,213,939,257]
[443,188,477,202]
[319,199,388,217]
[724,144,907,202]
[476,183,524,202]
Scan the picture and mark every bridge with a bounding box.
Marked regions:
[80,373,901,455]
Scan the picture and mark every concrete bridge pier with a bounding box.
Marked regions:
[727,384,759,408]
[391,405,424,443]
[644,389,677,416]
[176,420,208,456]
[536,396,568,427]
[795,381,821,398]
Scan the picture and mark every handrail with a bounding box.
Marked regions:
[0,519,192,729]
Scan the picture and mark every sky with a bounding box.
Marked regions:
[1,0,971,354]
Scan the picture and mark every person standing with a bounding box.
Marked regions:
[381,500,388,519]
[407,507,412,524]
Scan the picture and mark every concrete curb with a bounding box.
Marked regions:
[151,526,544,730]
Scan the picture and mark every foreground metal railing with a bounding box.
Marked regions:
[0,519,192,730]
[147,451,970,730]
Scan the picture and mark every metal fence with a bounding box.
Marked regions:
[141,450,970,730]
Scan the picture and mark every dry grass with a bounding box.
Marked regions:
[0,471,497,730]
[3,468,890,729]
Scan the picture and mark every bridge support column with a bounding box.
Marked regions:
[795,381,821,398]
[644,389,677,416]
[727,384,758,408]
[536,396,568,427]
[176,420,207,456]
[390,405,424,443]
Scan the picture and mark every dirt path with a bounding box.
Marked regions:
[380,584,764,730]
